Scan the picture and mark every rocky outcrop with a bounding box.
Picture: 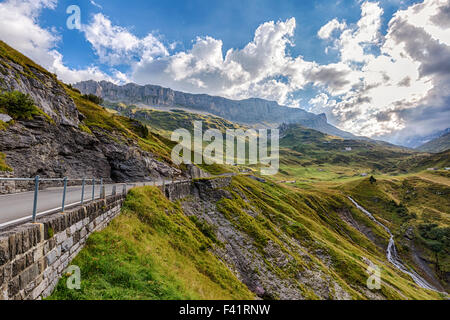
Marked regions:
[179,177,353,300]
[0,49,180,185]
[75,80,357,139]
[0,57,81,127]
[0,116,179,183]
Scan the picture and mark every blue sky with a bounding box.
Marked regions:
[39,0,420,71]
[0,0,449,144]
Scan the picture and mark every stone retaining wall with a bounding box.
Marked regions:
[162,177,232,201]
[0,194,126,300]
[163,180,193,201]
[0,171,15,195]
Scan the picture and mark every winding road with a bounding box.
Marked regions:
[0,180,173,229]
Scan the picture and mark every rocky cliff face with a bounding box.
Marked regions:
[75,80,357,139]
[0,118,179,182]
[0,56,80,127]
[0,44,179,183]
[179,177,355,300]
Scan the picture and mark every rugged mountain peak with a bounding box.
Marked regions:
[75,80,357,139]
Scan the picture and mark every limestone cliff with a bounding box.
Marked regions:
[74,80,357,139]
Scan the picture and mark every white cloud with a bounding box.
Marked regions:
[0,0,118,84]
[311,0,450,137]
[82,13,168,66]
[49,50,119,84]
[85,1,450,138]
[90,0,103,9]
[0,0,58,66]
[1,0,449,140]
[318,18,347,39]
[132,18,315,106]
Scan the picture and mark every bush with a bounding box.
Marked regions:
[82,93,103,105]
[0,152,12,172]
[418,223,450,273]
[0,91,38,120]
[66,84,81,94]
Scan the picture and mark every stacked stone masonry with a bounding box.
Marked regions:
[0,171,15,195]
[0,194,125,300]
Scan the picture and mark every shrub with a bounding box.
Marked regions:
[0,120,8,131]
[0,90,49,121]
[0,152,12,172]
[66,84,81,94]
[82,93,103,105]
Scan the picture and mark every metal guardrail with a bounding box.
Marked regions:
[0,176,194,227]
[0,177,135,223]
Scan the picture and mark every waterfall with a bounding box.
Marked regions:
[348,197,439,292]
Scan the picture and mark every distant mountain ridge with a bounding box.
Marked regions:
[402,128,450,149]
[74,80,359,139]
[417,129,450,153]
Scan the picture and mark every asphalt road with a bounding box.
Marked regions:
[0,181,170,229]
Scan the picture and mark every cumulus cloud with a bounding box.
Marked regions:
[83,13,168,66]
[129,0,450,138]
[318,18,347,40]
[311,0,450,137]
[132,18,315,106]
[0,0,117,84]
[77,0,450,138]
[0,0,58,66]
[1,0,449,141]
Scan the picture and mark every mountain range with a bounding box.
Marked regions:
[74,80,359,140]
[416,128,450,153]
[400,128,450,149]
[0,40,448,300]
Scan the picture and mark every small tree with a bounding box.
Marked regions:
[0,91,37,120]
[369,175,377,184]
[82,93,103,105]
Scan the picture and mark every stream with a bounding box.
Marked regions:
[348,197,439,292]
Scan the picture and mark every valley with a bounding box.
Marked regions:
[0,40,448,300]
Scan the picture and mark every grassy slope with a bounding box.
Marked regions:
[1,40,447,299]
[0,40,177,169]
[104,102,246,138]
[50,177,443,300]
[0,40,55,80]
[343,174,449,284]
[275,125,450,184]
[56,96,447,300]
[66,88,176,164]
[223,176,443,299]
[49,187,254,300]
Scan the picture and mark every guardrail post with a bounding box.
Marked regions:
[61,177,68,212]
[112,185,116,196]
[123,184,126,195]
[81,178,85,206]
[100,185,106,199]
[32,176,40,223]
[92,178,95,201]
